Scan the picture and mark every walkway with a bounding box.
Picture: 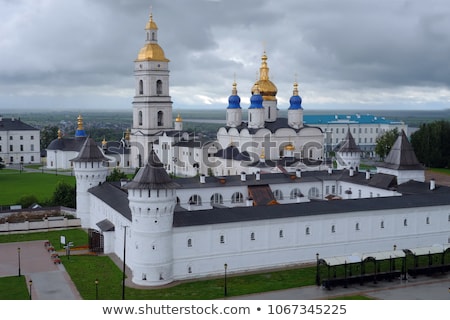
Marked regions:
[0,240,81,300]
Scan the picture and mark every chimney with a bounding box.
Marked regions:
[255,171,261,181]
[328,167,332,175]
[365,170,371,180]
[200,174,206,184]
[349,167,354,177]
[296,169,302,178]
[430,178,436,191]
[240,172,246,182]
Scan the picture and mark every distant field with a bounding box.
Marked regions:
[0,170,75,206]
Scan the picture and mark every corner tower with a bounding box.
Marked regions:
[130,12,173,168]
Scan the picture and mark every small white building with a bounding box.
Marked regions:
[0,117,40,165]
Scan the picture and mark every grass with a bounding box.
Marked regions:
[0,276,30,300]
[429,168,450,175]
[0,170,75,206]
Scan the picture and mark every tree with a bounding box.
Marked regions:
[106,168,127,182]
[0,157,4,170]
[375,128,399,160]
[40,125,59,151]
[51,181,76,208]
[411,120,450,168]
[17,194,39,208]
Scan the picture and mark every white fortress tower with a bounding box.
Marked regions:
[71,138,109,228]
[124,149,179,286]
[130,12,173,168]
[335,129,362,170]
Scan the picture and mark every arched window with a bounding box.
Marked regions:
[403,218,408,227]
[231,192,244,203]
[355,223,360,231]
[157,111,163,126]
[156,80,163,95]
[188,266,192,274]
[380,220,385,229]
[290,188,303,199]
[279,230,284,238]
[250,232,255,241]
[187,239,192,247]
[210,193,223,205]
[273,189,283,200]
[308,187,320,199]
[305,227,310,235]
[139,80,144,95]
[220,235,225,244]
[331,225,336,233]
[426,217,430,224]
[189,194,202,206]
[152,32,156,41]
[138,110,143,126]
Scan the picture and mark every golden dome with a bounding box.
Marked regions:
[136,43,169,62]
[145,13,158,30]
[285,143,295,151]
[175,114,182,122]
[251,52,277,101]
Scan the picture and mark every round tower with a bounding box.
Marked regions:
[124,149,179,286]
[71,138,109,228]
[248,86,265,129]
[226,81,242,127]
[288,82,303,129]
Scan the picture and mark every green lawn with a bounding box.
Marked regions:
[429,167,450,175]
[0,276,30,300]
[0,170,75,206]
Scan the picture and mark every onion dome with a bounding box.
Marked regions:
[136,13,169,62]
[285,143,295,151]
[249,86,264,109]
[227,82,241,109]
[175,114,183,122]
[75,114,87,137]
[288,82,303,110]
[57,129,62,140]
[251,51,277,101]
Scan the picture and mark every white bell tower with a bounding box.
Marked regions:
[130,12,173,168]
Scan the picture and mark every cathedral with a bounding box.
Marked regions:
[70,11,450,287]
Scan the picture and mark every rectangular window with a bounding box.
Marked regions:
[30,144,34,151]
[31,136,34,140]
[10,145,13,152]
[325,186,330,195]
[31,156,34,161]
[9,136,13,140]
[20,145,24,151]
[20,136,23,140]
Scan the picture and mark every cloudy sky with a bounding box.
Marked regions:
[1,0,450,113]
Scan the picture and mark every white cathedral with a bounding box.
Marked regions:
[71,12,450,287]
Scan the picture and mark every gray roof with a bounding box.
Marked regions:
[70,137,110,162]
[380,130,423,170]
[89,182,131,221]
[124,149,180,190]
[96,219,115,232]
[47,137,86,151]
[0,118,38,131]
[173,188,450,227]
[338,129,361,153]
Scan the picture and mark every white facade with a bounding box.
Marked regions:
[0,117,40,165]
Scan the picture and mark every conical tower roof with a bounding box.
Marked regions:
[338,129,361,153]
[124,149,180,189]
[70,137,109,163]
[382,130,423,170]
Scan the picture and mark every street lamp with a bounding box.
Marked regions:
[95,278,99,300]
[224,263,228,297]
[17,247,21,277]
[316,253,320,286]
[122,226,128,300]
[28,279,32,300]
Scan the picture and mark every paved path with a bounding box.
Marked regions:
[0,240,81,300]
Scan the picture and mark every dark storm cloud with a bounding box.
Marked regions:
[0,0,449,110]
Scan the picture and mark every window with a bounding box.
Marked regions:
[290,188,303,199]
[220,235,225,244]
[9,136,13,140]
[10,145,13,152]
[279,230,284,238]
[274,189,283,200]
[157,111,164,126]
[355,223,360,231]
[188,267,192,274]
[358,190,361,198]
[331,185,336,194]
[331,225,336,233]
[210,193,223,205]
[305,227,310,235]
[20,145,23,151]
[139,80,144,95]
[403,219,408,226]
[31,136,34,140]
[189,194,202,206]
[138,111,143,126]
[31,156,34,161]
[380,221,384,229]
[30,144,34,151]
[426,217,430,225]
[20,136,23,140]
[187,239,192,247]
[156,80,163,95]
[250,232,255,241]
[231,192,244,203]
[308,187,319,199]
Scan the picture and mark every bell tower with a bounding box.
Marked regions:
[130,12,173,168]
